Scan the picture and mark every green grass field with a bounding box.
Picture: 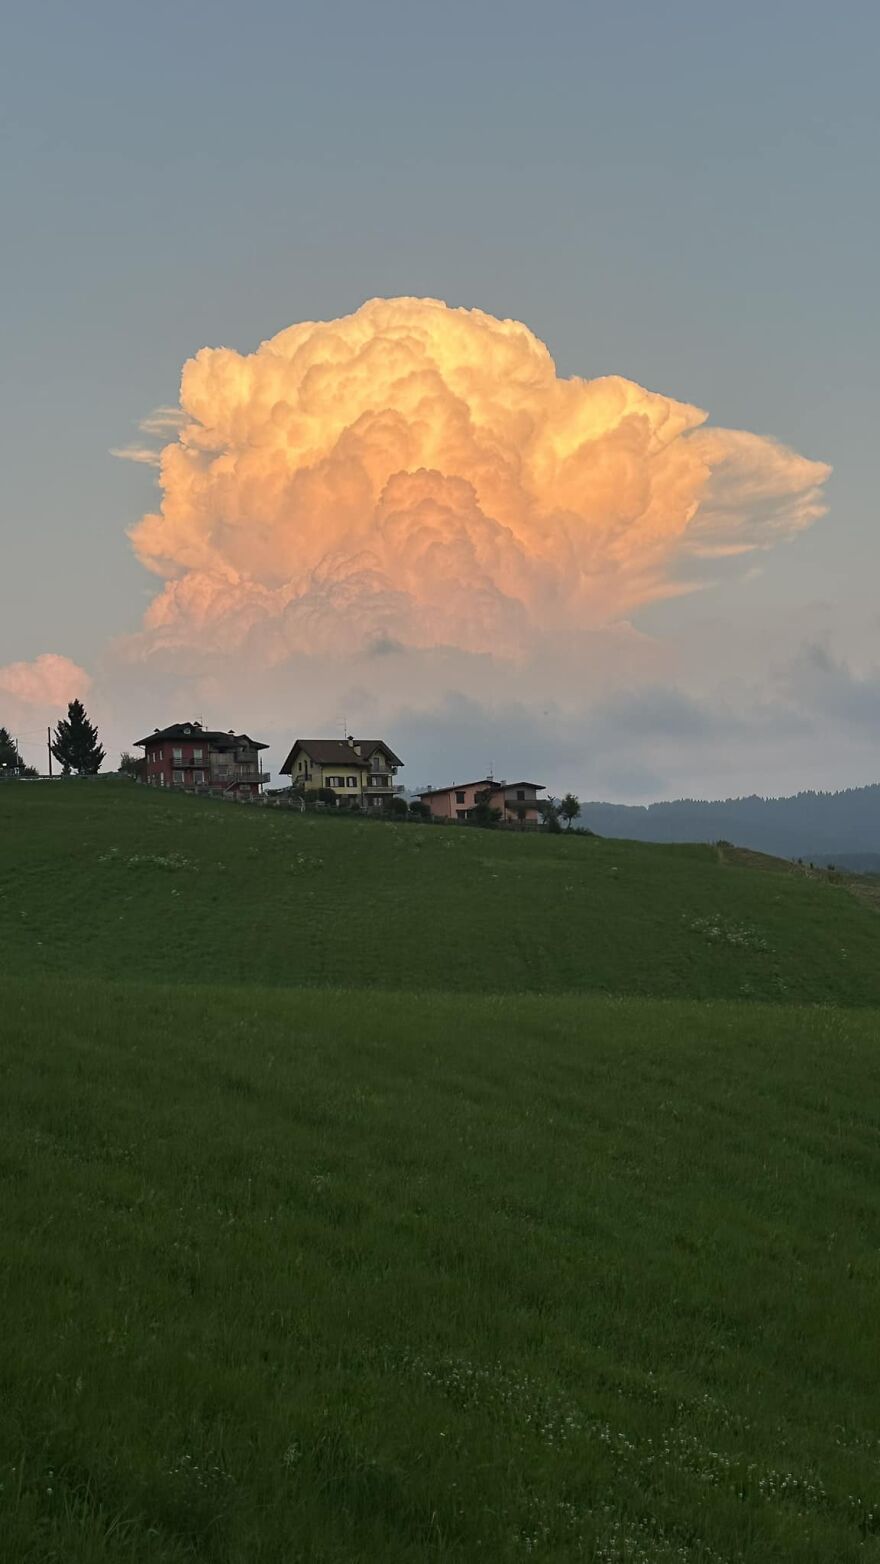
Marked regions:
[2,782,880,1561]
[3,781,880,1004]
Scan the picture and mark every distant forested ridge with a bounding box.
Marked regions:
[580,784,880,866]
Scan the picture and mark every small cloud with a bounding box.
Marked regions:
[111,406,186,466]
[138,406,186,436]
[110,445,163,466]
[0,653,91,706]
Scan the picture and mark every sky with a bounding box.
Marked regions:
[1,0,878,799]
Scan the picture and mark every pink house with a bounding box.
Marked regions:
[419,778,545,825]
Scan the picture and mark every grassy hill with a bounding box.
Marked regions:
[3,780,880,1005]
[2,781,880,1562]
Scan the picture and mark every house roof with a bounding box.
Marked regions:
[134,722,267,750]
[279,738,404,775]
[418,779,545,799]
[356,739,404,767]
[417,778,496,799]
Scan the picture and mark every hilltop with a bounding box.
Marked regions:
[2,779,880,1005]
[581,781,880,864]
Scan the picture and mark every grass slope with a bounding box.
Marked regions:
[3,980,880,1562]
[2,780,880,1004]
[3,781,880,1561]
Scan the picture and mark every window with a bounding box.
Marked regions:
[517,789,525,801]
[455,791,466,804]
[193,748,203,761]
[327,775,345,787]
[456,808,467,819]
[194,770,204,785]
[347,775,358,787]
[172,747,182,761]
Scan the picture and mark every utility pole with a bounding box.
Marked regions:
[47,726,53,779]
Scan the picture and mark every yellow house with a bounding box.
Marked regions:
[279,737,404,809]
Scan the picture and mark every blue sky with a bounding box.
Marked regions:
[2,1,878,795]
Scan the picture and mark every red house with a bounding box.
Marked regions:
[134,721,269,797]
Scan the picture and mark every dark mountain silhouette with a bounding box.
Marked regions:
[580,784,880,867]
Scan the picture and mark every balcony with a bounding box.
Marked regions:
[210,767,269,784]
[365,781,404,794]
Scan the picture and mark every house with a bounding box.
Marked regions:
[134,722,269,797]
[419,778,545,825]
[279,737,403,809]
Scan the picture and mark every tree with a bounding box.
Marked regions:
[560,792,581,830]
[471,790,502,828]
[408,799,430,820]
[118,751,141,779]
[51,700,105,776]
[539,797,562,833]
[0,728,18,770]
[0,727,37,778]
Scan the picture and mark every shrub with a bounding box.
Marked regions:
[539,798,562,833]
[471,794,502,829]
[304,787,338,808]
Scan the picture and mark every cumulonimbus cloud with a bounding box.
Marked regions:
[125,296,830,661]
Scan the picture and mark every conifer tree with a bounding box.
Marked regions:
[0,727,20,771]
[0,727,37,777]
[51,700,105,776]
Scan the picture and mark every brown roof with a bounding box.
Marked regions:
[279,738,403,775]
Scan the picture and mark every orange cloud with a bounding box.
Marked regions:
[0,653,91,707]
[126,297,830,660]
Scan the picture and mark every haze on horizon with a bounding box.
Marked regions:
[2,0,878,802]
